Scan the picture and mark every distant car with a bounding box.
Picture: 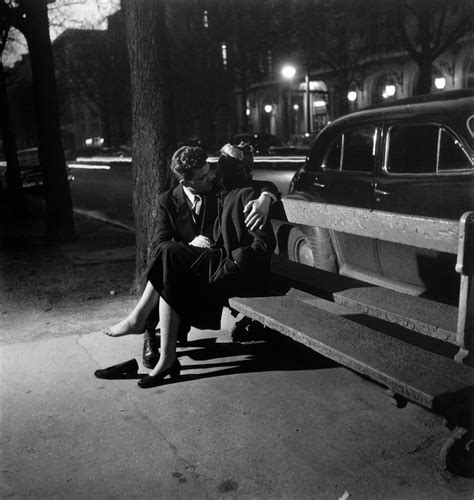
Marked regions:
[231,133,281,155]
[0,147,74,191]
[276,89,474,302]
[269,133,318,156]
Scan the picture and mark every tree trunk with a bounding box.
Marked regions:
[415,58,433,95]
[123,0,176,292]
[0,60,25,214]
[21,0,75,240]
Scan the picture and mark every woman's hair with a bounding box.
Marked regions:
[218,142,254,189]
[171,146,208,181]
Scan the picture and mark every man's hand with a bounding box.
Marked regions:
[243,193,271,231]
[189,235,214,248]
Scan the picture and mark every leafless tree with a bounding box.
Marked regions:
[0,5,24,211]
[396,0,474,95]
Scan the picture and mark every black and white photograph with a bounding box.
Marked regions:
[1,0,473,497]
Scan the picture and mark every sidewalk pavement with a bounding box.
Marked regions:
[1,197,473,499]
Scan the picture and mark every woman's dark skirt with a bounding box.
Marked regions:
[147,242,224,330]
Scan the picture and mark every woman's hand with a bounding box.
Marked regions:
[243,193,271,231]
[189,235,214,248]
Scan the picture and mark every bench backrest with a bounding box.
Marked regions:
[282,196,459,254]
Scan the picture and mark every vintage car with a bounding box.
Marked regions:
[231,133,281,155]
[276,89,474,303]
[0,147,74,191]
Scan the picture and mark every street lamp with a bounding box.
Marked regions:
[435,77,446,90]
[347,90,357,102]
[281,65,296,79]
[281,64,311,134]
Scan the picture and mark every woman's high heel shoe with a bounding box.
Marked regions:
[138,359,181,388]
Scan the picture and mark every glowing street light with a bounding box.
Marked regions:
[347,90,357,102]
[264,104,273,113]
[383,84,396,98]
[281,65,296,80]
[435,77,446,90]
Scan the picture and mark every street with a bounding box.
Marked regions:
[69,156,302,229]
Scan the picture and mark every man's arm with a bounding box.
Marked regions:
[243,179,281,230]
[230,188,276,271]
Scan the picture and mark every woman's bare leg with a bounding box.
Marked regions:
[105,281,160,337]
[148,296,179,376]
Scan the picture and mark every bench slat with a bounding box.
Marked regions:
[282,198,459,254]
[229,296,473,411]
[333,287,457,343]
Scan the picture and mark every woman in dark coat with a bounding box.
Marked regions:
[105,145,276,388]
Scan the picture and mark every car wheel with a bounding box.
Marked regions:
[287,226,338,272]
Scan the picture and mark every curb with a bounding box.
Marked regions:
[73,208,135,233]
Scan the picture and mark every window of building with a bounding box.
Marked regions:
[221,42,227,70]
[386,124,471,174]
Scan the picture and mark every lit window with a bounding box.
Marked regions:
[221,42,227,69]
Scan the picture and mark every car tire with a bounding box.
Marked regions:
[287,226,338,272]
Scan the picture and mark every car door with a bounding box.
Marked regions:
[301,124,381,280]
[374,122,474,300]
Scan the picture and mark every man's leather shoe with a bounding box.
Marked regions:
[147,323,190,349]
[231,318,267,343]
[94,359,138,379]
[143,330,160,369]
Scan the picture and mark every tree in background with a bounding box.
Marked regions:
[123,0,176,291]
[310,0,379,116]
[0,7,24,213]
[396,0,474,95]
[2,0,74,240]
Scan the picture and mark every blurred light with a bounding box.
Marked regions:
[69,164,111,170]
[203,10,209,28]
[347,90,357,102]
[293,104,299,110]
[246,108,251,116]
[313,100,326,108]
[304,133,310,137]
[384,84,396,97]
[85,138,93,145]
[221,43,227,69]
[264,104,273,113]
[98,137,104,145]
[281,65,296,79]
[435,77,446,90]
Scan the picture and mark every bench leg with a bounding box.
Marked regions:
[439,426,474,478]
[386,389,408,409]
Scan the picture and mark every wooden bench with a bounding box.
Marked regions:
[229,198,474,475]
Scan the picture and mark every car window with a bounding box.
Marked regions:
[324,136,342,170]
[387,124,471,174]
[342,127,377,172]
[323,126,377,173]
[438,129,472,171]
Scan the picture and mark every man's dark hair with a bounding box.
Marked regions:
[171,146,208,181]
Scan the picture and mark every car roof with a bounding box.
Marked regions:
[325,89,474,150]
